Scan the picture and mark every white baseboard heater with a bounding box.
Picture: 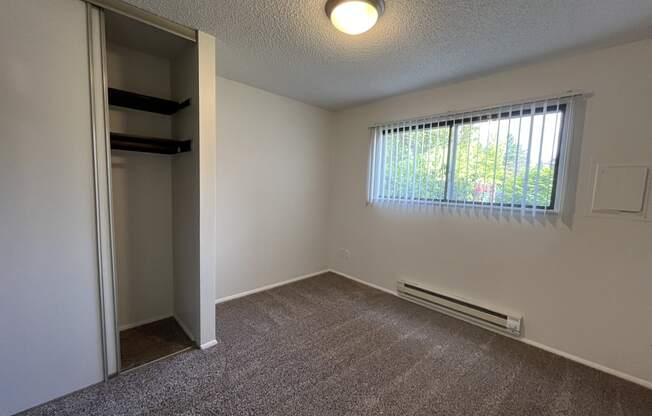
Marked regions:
[397,280,522,336]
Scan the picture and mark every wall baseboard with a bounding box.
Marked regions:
[328,268,652,391]
[118,314,173,331]
[519,338,652,390]
[200,339,218,350]
[327,269,397,296]
[214,269,330,304]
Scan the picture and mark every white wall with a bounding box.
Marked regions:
[328,39,652,384]
[111,151,174,328]
[171,44,201,341]
[107,43,175,329]
[107,43,173,139]
[215,77,332,300]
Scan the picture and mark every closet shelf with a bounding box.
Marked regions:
[110,133,192,155]
[108,88,190,115]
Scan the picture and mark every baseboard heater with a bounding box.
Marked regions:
[397,280,522,336]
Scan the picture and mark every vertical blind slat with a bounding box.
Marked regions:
[472,117,480,205]
[418,123,427,202]
[410,125,417,203]
[440,116,450,206]
[558,96,576,215]
[429,120,439,206]
[387,122,396,201]
[510,103,525,211]
[521,102,536,215]
[500,106,513,213]
[428,122,436,205]
[532,100,549,214]
[544,98,561,215]
[380,129,387,202]
[368,128,376,203]
[449,117,456,203]
[466,112,475,209]
[481,117,490,205]
[398,123,404,202]
[490,108,503,212]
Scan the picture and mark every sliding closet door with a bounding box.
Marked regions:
[88,4,120,378]
[0,0,105,414]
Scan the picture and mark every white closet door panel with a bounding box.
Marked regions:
[0,0,104,414]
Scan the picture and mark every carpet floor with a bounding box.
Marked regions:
[25,272,652,415]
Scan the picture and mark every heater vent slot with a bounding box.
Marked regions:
[397,280,522,336]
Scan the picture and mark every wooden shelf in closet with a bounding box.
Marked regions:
[110,133,192,155]
[108,88,190,115]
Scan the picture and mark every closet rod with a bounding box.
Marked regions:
[110,133,191,155]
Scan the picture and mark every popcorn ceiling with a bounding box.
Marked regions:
[123,0,652,109]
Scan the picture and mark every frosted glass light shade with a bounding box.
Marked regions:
[326,0,384,35]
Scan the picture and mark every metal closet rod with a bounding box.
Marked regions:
[85,0,197,42]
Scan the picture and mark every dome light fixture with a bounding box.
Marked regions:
[325,0,385,35]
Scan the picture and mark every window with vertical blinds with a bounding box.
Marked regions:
[367,95,580,216]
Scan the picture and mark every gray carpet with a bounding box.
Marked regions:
[25,272,652,415]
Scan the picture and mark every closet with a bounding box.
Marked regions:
[90,0,218,374]
[104,10,197,371]
[1,1,216,412]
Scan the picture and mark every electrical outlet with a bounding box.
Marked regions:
[339,248,351,260]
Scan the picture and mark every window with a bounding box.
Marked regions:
[368,97,578,214]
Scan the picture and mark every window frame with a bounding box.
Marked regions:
[375,103,567,211]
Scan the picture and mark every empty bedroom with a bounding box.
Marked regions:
[1,0,651,415]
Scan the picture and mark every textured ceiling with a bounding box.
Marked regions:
[121,0,652,110]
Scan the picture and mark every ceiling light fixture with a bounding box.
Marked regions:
[325,0,384,35]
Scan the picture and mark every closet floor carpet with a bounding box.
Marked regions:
[120,317,194,371]
[25,272,652,415]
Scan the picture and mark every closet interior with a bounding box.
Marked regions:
[104,10,198,371]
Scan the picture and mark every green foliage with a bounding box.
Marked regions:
[381,122,556,208]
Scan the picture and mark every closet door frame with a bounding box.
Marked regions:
[87,3,120,377]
